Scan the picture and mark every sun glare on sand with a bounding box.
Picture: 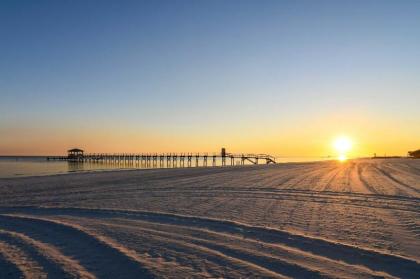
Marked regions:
[338,154,347,162]
[333,136,352,162]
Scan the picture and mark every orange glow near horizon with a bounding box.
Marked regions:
[0,114,418,157]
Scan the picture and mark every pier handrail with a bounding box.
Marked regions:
[47,150,277,165]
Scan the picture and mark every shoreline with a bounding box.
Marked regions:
[0,159,331,180]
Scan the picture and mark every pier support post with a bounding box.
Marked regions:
[187,154,192,167]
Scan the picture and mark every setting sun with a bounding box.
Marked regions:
[333,136,352,153]
[333,136,352,161]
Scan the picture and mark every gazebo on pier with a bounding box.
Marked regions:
[67,148,84,160]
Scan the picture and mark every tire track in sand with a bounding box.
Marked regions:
[0,229,92,279]
[1,207,418,279]
[0,250,23,279]
[0,239,45,279]
[375,166,420,195]
[0,214,153,279]
[93,217,386,279]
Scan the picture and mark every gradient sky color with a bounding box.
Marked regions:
[1,0,419,157]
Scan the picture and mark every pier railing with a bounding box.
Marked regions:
[47,152,276,167]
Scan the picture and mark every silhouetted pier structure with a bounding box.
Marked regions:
[47,148,276,167]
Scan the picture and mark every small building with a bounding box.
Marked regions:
[408,149,420,158]
[221,148,226,157]
[68,148,84,160]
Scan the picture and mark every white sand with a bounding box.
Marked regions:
[0,158,419,278]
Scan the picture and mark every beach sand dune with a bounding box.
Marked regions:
[0,159,419,278]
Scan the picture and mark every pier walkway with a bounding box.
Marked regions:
[47,148,276,167]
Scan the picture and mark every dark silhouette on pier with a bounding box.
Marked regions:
[67,148,84,160]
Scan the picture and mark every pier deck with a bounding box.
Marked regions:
[47,151,276,167]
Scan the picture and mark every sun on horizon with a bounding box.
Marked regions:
[333,136,353,161]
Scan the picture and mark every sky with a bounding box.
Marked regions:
[1,0,419,157]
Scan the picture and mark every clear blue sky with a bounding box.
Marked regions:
[1,0,419,155]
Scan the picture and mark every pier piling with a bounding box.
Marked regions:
[47,148,277,168]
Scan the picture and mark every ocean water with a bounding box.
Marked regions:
[0,156,128,178]
[0,156,330,178]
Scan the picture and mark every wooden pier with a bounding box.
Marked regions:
[47,148,276,167]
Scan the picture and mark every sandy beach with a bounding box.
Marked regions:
[0,158,418,278]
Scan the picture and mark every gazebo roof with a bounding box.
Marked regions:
[68,148,84,153]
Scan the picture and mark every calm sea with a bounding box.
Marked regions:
[0,156,329,178]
